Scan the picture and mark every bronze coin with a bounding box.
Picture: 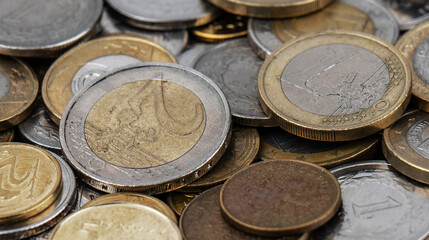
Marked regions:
[220,160,341,237]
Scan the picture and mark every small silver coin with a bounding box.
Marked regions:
[313,161,429,240]
[106,0,218,30]
[99,9,188,56]
[0,151,76,240]
[0,0,103,57]
[377,0,429,30]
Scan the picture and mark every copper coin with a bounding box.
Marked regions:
[220,160,341,237]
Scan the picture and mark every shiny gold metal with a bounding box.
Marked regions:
[166,192,200,216]
[82,193,177,223]
[42,34,177,125]
[259,31,411,141]
[395,21,429,112]
[0,56,38,131]
[0,143,62,223]
[0,128,14,142]
[49,203,182,240]
[207,0,333,18]
[192,14,247,43]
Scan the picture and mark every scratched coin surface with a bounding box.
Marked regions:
[49,203,182,240]
[220,160,341,236]
[313,161,429,240]
[258,127,380,168]
[192,14,247,43]
[167,192,200,216]
[193,39,273,126]
[60,63,231,194]
[0,56,38,131]
[180,127,259,192]
[0,128,14,142]
[106,0,218,30]
[42,35,177,125]
[0,0,102,57]
[377,0,429,30]
[0,143,62,224]
[259,31,411,141]
[383,110,429,184]
[180,185,311,240]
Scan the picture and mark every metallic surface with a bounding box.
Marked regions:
[192,14,247,43]
[378,0,429,30]
[259,31,411,141]
[42,35,177,125]
[0,0,102,57]
[0,128,14,142]
[313,161,429,240]
[178,42,215,67]
[60,63,231,194]
[106,0,218,30]
[220,160,341,237]
[167,192,200,216]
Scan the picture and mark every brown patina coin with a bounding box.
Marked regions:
[220,160,341,237]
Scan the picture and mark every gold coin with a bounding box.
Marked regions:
[0,143,62,223]
[192,14,247,43]
[395,21,429,112]
[259,31,411,141]
[82,193,177,223]
[383,110,429,184]
[42,34,177,125]
[0,128,14,142]
[180,127,259,192]
[0,56,38,131]
[207,0,333,18]
[166,192,200,216]
[49,203,182,240]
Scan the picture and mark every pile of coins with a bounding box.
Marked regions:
[0,0,429,239]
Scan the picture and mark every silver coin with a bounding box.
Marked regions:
[413,38,429,85]
[178,42,216,67]
[0,151,76,240]
[377,0,429,30]
[60,63,231,194]
[70,180,104,212]
[193,39,274,127]
[313,161,429,240]
[0,0,103,57]
[248,0,399,59]
[99,9,188,56]
[106,0,218,30]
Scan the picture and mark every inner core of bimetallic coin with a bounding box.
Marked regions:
[413,38,429,85]
[281,44,389,116]
[85,80,206,168]
[407,119,429,159]
[72,55,143,95]
[0,71,10,100]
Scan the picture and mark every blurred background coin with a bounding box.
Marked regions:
[167,192,200,216]
[377,0,429,30]
[0,127,14,142]
[191,14,247,43]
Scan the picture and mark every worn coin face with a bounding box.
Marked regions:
[0,0,102,57]
[313,161,429,240]
[178,42,216,67]
[167,192,200,216]
[259,31,411,141]
[220,160,341,236]
[192,14,247,43]
[49,203,182,240]
[60,63,231,194]
[193,39,274,126]
[42,35,177,125]
[106,0,218,30]
[378,0,429,30]
[0,128,14,142]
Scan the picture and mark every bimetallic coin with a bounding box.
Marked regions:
[0,128,14,142]
[259,31,411,141]
[207,0,333,18]
[0,143,62,224]
[193,39,274,126]
[383,110,429,184]
[0,56,38,131]
[42,35,177,125]
[106,0,219,30]
[167,192,200,216]
[49,203,182,240]
[313,161,429,240]
[99,9,188,56]
[0,0,102,57]
[192,14,247,43]
[378,0,429,30]
[60,63,231,194]
[220,160,341,237]
[259,128,380,168]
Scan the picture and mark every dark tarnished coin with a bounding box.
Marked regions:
[378,0,429,30]
[180,185,310,240]
[167,192,200,216]
[0,128,14,142]
[220,160,341,237]
[258,128,380,168]
[0,0,103,57]
[313,161,429,240]
[192,14,247,43]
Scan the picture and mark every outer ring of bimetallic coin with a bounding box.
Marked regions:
[395,22,429,113]
[0,0,103,58]
[219,160,341,236]
[0,151,76,239]
[382,110,429,184]
[42,34,178,125]
[258,31,411,142]
[207,0,333,18]
[60,63,231,194]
